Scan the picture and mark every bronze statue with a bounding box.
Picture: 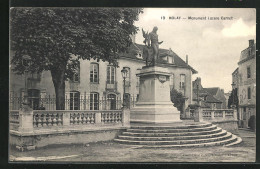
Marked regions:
[142,26,163,66]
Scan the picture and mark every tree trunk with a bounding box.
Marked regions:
[51,67,66,110]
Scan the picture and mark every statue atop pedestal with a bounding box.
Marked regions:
[142,26,163,66]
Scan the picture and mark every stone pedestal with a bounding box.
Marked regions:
[19,104,34,133]
[194,105,203,122]
[130,66,181,124]
[231,105,238,120]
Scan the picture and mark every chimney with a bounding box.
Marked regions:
[249,39,254,48]
[220,89,224,93]
[196,77,201,86]
[130,34,136,43]
[186,55,188,64]
[197,77,201,84]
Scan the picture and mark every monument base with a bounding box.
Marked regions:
[131,102,181,124]
[130,66,181,124]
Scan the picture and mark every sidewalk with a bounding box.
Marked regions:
[9,129,256,162]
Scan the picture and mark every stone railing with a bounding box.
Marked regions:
[9,110,20,131]
[33,111,63,127]
[10,109,130,134]
[202,109,237,121]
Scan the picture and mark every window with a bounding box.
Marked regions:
[168,56,173,63]
[28,89,40,110]
[170,74,174,89]
[107,66,116,84]
[73,73,79,82]
[212,103,216,109]
[247,67,251,78]
[90,63,99,83]
[180,74,186,90]
[243,107,247,120]
[29,72,41,81]
[136,76,140,87]
[90,93,99,110]
[70,91,80,110]
[248,87,251,99]
[124,93,131,109]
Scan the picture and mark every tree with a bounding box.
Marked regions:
[10,8,143,110]
[228,88,238,109]
[170,89,185,114]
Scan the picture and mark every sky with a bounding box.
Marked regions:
[133,8,256,93]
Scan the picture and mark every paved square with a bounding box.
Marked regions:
[9,129,255,162]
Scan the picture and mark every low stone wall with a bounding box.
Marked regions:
[212,120,238,132]
[9,108,130,151]
[10,127,126,151]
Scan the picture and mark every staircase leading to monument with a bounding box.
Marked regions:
[114,122,242,148]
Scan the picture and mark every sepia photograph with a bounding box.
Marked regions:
[9,8,256,162]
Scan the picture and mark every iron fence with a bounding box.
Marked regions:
[9,92,138,111]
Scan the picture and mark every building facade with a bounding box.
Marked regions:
[236,40,256,128]
[10,41,197,111]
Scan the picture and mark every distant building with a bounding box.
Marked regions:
[192,77,226,109]
[204,87,227,109]
[236,39,256,128]
[10,37,197,111]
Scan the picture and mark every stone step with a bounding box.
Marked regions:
[114,132,232,145]
[224,135,242,147]
[122,127,223,137]
[130,123,212,130]
[118,130,227,141]
[126,125,217,133]
[124,133,239,148]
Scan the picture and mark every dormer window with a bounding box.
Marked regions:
[168,56,173,63]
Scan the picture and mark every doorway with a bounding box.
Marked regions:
[107,94,117,110]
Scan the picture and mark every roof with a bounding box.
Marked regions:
[206,94,222,103]
[238,43,256,65]
[192,89,222,103]
[201,100,211,108]
[204,88,219,96]
[232,68,239,75]
[120,43,197,74]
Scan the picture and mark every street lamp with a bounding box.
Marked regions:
[22,55,31,106]
[121,67,128,108]
[196,81,199,105]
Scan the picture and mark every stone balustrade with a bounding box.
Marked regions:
[33,111,63,127]
[202,109,237,121]
[10,108,130,151]
[10,109,128,134]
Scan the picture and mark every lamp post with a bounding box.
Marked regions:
[121,68,128,108]
[196,81,199,105]
[22,55,31,106]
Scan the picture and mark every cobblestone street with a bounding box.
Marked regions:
[9,129,255,162]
